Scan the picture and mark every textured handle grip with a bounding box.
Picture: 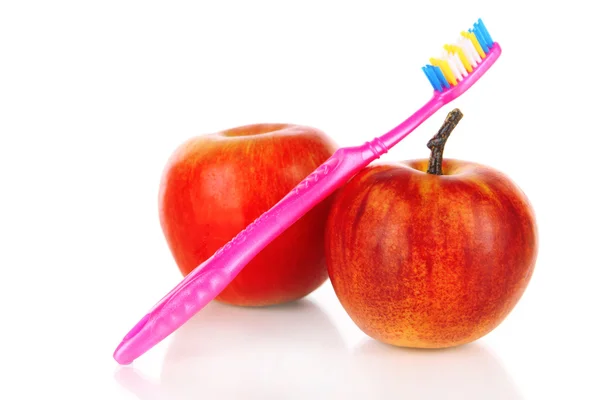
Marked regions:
[290,156,340,194]
[113,258,237,364]
[151,260,235,334]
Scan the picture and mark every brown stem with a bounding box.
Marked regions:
[427,108,463,175]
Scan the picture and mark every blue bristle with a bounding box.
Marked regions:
[421,66,432,88]
[422,66,435,90]
[470,27,489,53]
[473,22,486,47]
[477,18,494,46]
[422,65,441,91]
[474,22,492,48]
[432,65,450,89]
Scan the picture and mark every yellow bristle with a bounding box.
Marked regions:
[430,57,457,86]
[461,31,486,59]
[445,44,472,73]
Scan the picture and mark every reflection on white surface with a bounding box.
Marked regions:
[346,340,523,400]
[116,299,349,399]
[116,300,521,399]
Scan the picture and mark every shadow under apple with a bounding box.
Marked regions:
[340,339,523,400]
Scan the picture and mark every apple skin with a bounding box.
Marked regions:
[159,123,337,306]
[325,158,538,348]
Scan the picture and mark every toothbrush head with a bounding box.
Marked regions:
[422,18,501,97]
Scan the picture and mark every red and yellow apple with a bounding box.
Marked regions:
[159,123,337,306]
[325,110,538,348]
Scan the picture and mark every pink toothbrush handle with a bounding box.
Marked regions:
[113,142,377,364]
[114,95,447,365]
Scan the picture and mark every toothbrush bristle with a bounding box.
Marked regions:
[423,18,496,92]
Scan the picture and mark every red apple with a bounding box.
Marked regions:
[159,123,337,306]
[325,110,538,348]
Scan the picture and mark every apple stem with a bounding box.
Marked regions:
[427,108,463,175]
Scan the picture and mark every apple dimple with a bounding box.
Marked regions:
[403,159,474,177]
[220,123,291,137]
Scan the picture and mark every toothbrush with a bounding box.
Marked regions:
[114,18,502,365]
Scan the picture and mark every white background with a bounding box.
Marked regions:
[1,1,598,399]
